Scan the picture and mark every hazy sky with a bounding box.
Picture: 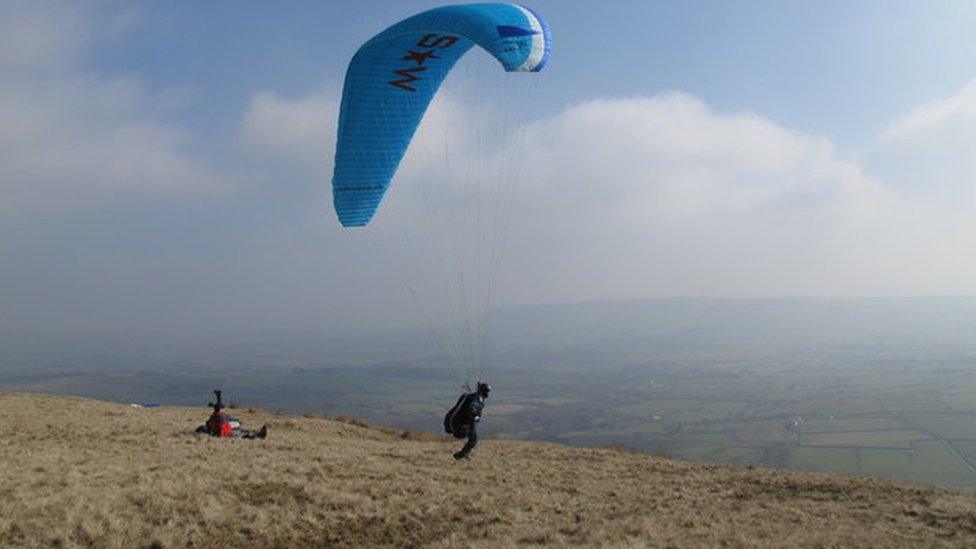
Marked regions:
[2,0,976,337]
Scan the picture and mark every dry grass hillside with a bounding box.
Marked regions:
[3,393,976,547]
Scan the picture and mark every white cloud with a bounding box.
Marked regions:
[482,94,904,301]
[868,78,976,205]
[517,93,885,224]
[289,89,908,312]
[241,82,970,303]
[235,88,468,177]
[879,80,976,145]
[369,88,976,306]
[0,0,87,71]
[237,91,337,171]
[0,1,225,218]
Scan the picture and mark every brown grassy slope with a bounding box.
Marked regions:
[2,393,976,548]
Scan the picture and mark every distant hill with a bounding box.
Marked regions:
[3,392,976,547]
[485,297,976,366]
[4,297,976,370]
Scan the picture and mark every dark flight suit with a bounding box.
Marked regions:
[455,394,485,459]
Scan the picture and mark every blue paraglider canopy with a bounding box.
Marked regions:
[332,3,551,227]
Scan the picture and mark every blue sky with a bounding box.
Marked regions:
[88,1,976,148]
[2,0,976,337]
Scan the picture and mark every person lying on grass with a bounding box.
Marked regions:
[194,390,267,439]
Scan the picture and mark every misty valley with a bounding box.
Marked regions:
[5,297,976,490]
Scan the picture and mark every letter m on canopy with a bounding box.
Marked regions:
[389,67,426,91]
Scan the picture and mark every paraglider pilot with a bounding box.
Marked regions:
[195,390,268,439]
[445,382,491,460]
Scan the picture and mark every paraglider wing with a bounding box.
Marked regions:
[332,3,551,227]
